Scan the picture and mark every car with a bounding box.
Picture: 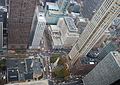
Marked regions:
[43,67,46,71]
[49,66,52,72]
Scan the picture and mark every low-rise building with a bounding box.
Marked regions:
[48,25,62,49]
[58,17,79,48]
[6,58,43,82]
[48,17,79,49]
[45,2,64,25]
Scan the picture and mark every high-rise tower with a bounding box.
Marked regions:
[29,6,46,49]
[81,0,104,20]
[8,0,37,49]
[69,0,120,65]
[83,51,120,85]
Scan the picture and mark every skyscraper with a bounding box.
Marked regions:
[81,0,104,20]
[0,22,3,51]
[97,41,119,61]
[29,6,46,49]
[0,6,7,51]
[69,0,120,65]
[83,51,120,85]
[8,0,37,49]
[75,17,89,34]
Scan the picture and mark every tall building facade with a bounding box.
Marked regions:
[69,0,120,65]
[0,6,7,51]
[8,0,37,49]
[97,41,119,61]
[83,51,120,85]
[81,0,104,20]
[29,6,46,49]
[75,17,89,34]
[0,22,3,51]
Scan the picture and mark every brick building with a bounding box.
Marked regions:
[8,0,37,49]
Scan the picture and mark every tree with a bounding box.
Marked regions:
[50,53,61,63]
[0,59,6,71]
[54,65,64,78]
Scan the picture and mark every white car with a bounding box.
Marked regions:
[49,66,52,72]
[43,67,46,71]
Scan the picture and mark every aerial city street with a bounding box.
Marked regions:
[0,0,120,85]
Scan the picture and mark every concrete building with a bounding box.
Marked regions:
[46,0,58,2]
[45,2,64,25]
[47,17,79,49]
[29,6,46,49]
[71,56,96,76]
[75,17,89,34]
[81,0,104,20]
[93,32,110,49]
[83,51,120,85]
[0,11,3,51]
[58,17,79,48]
[45,0,70,25]
[69,0,120,65]
[0,6,7,51]
[32,59,43,80]
[6,57,44,82]
[97,41,119,61]
[113,16,120,29]
[48,25,62,49]
[0,22,3,51]
[57,0,70,13]
[7,68,19,82]
[68,1,81,14]
[72,64,96,76]
[8,0,37,49]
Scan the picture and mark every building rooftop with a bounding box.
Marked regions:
[0,0,5,6]
[32,59,42,75]
[111,51,120,67]
[0,11,4,22]
[52,37,62,46]
[24,72,33,80]
[48,10,64,15]
[77,17,88,22]
[37,13,46,22]
[81,0,104,20]
[36,6,46,22]
[26,59,33,73]
[50,25,59,32]
[64,17,78,32]
[7,68,19,82]
[113,17,120,26]
[6,58,44,82]
[46,2,59,10]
